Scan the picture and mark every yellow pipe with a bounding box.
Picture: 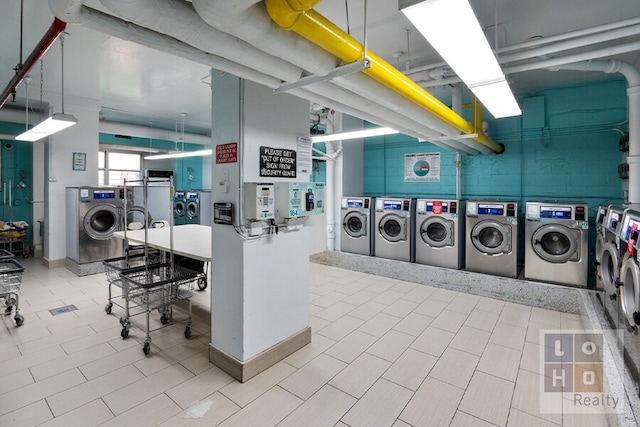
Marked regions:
[265,0,504,154]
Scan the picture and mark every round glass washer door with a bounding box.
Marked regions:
[420,217,453,248]
[471,220,511,255]
[600,242,620,292]
[83,204,120,240]
[378,214,407,243]
[187,201,199,218]
[619,252,640,327]
[531,224,580,263]
[174,200,186,216]
[343,212,367,238]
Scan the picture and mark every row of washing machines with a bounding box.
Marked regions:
[173,190,211,226]
[594,204,640,386]
[341,196,589,286]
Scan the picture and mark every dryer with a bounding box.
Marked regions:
[185,191,200,224]
[374,197,414,262]
[465,200,519,278]
[415,198,465,269]
[340,196,374,256]
[524,201,588,286]
[174,191,186,225]
[66,187,124,265]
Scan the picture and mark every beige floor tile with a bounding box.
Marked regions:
[392,312,434,337]
[499,304,532,328]
[284,333,336,368]
[312,291,348,308]
[278,353,346,400]
[399,376,464,426]
[0,343,20,364]
[511,369,562,424]
[366,330,415,362]
[0,399,53,426]
[39,398,114,427]
[102,363,194,416]
[166,365,235,408]
[410,326,455,357]
[0,368,34,395]
[429,347,480,389]
[329,353,391,398]
[401,285,436,303]
[450,410,497,427]
[390,280,418,294]
[78,343,146,380]
[371,289,405,306]
[382,348,437,391]
[341,290,378,306]
[430,309,469,333]
[16,324,95,355]
[218,386,302,427]
[178,349,213,376]
[100,393,182,427]
[357,312,400,337]
[392,419,413,427]
[316,315,364,341]
[465,308,500,332]
[447,294,480,315]
[476,297,506,314]
[1,368,86,416]
[526,321,557,346]
[134,338,208,377]
[490,322,527,351]
[530,307,562,327]
[315,301,358,322]
[507,408,561,426]
[430,287,459,302]
[278,385,356,427]
[46,364,144,417]
[309,315,331,332]
[449,325,491,356]
[413,297,448,318]
[158,391,240,427]
[341,379,413,427]
[459,371,515,426]
[220,361,296,407]
[477,342,521,382]
[30,342,116,381]
[349,300,388,321]
[382,299,419,318]
[325,330,377,363]
[520,341,543,374]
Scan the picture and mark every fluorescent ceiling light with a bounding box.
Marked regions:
[400,0,521,118]
[310,127,399,143]
[15,113,77,141]
[469,80,522,119]
[144,149,212,160]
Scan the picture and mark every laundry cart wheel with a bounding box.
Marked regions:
[4,305,13,315]
[197,277,207,291]
[184,325,191,339]
[143,341,150,355]
[105,302,113,315]
[120,327,129,339]
[14,314,24,326]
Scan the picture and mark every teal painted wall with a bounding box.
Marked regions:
[364,79,627,215]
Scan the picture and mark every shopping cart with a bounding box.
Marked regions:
[0,258,25,326]
[119,262,201,355]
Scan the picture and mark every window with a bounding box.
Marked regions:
[99,151,142,186]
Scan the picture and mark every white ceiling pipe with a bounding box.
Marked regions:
[99,121,212,145]
[551,60,640,204]
[406,16,640,77]
[98,0,303,83]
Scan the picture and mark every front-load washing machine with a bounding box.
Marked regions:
[340,196,374,256]
[185,191,200,224]
[524,201,589,286]
[616,208,640,388]
[66,187,124,266]
[415,198,465,269]
[174,191,186,225]
[465,200,519,278]
[600,205,626,302]
[594,204,610,284]
[374,197,414,262]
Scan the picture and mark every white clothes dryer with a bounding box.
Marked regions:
[340,196,374,256]
[374,197,414,262]
[414,199,465,269]
[465,200,519,278]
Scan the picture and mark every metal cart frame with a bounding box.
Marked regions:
[0,257,25,326]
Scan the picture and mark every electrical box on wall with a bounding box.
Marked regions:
[275,182,325,218]
[244,183,275,220]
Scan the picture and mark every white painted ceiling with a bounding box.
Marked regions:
[1,0,640,136]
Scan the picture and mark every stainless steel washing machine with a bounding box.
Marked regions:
[594,204,609,284]
[66,187,124,265]
[185,191,200,224]
[340,196,374,256]
[600,205,626,299]
[524,201,589,286]
[174,191,186,225]
[374,197,414,262]
[465,200,519,278]
[415,198,465,269]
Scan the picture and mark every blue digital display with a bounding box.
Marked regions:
[427,202,448,213]
[540,206,572,219]
[186,192,198,199]
[383,200,402,211]
[347,199,363,208]
[478,204,504,215]
[93,190,116,199]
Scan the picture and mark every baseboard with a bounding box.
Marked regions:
[209,326,311,383]
[44,257,66,269]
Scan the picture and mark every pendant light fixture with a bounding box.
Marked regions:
[16,32,77,141]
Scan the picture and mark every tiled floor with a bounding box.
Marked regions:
[0,258,617,426]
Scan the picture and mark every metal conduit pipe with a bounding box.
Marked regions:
[0,18,66,110]
[264,0,503,154]
[551,60,640,204]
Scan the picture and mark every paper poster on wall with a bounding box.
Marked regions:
[259,146,297,178]
[404,152,440,182]
[72,152,86,171]
[297,136,312,176]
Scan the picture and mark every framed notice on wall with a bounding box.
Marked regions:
[73,152,86,171]
[404,152,440,182]
[259,146,297,178]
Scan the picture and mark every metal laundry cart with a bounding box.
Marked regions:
[0,253,25,326]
